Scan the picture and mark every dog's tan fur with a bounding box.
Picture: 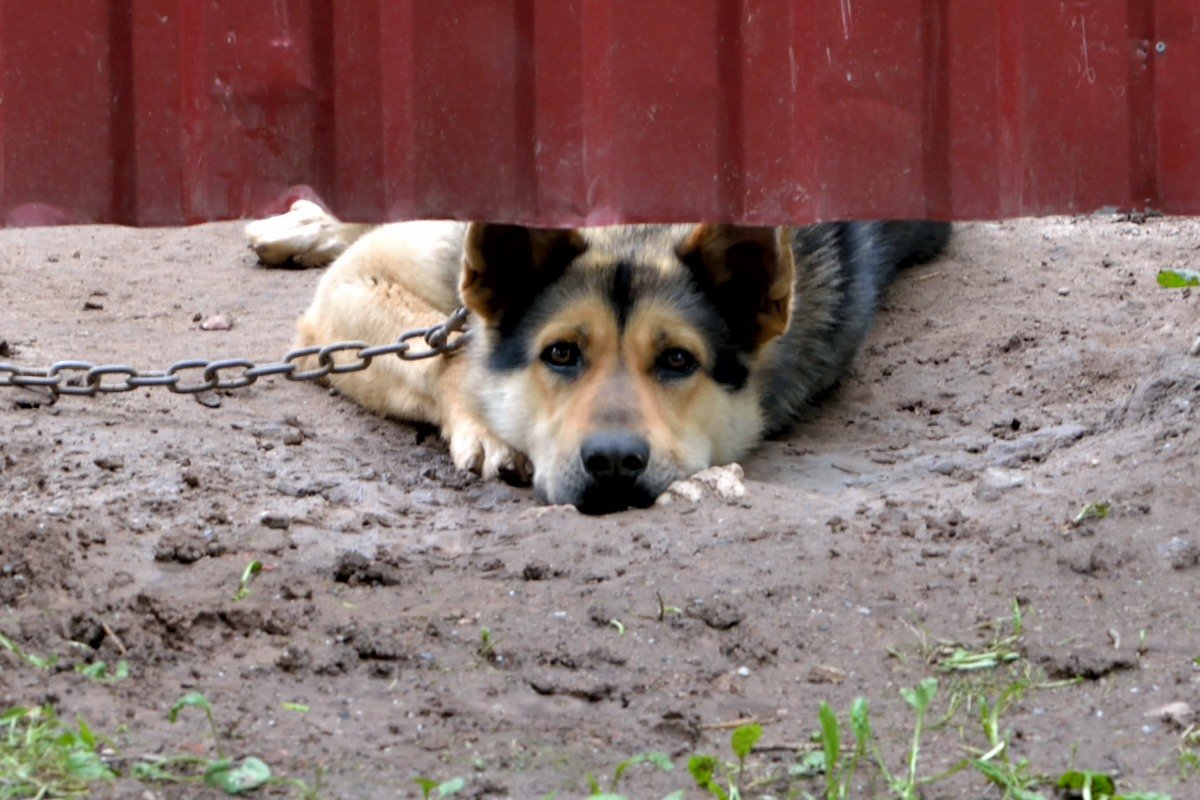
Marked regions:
[284,217,534,481]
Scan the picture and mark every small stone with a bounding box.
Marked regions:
[359,511,396,528]
[658,464,746,504]
[523,561,551,581]
[259,512,291,530]
[280,580,313,600]
[1146,701,1195,730]
[93,455,125,471]
[154,530,224,563]
[656,481,701,505]
[1034,645,1136,680]
[928,458,965,476]
[193,393,221,409]
[587,604,617,626]
[954,435,992,454]
[974,467,1026,502]
[276,645,312,673]
[200,313,233,331]
[154,533,204,564]
[694,463,746,501]
[998,334,1025,353]
[685,596,743,630]
[332,551,404,586]
[1158,537,1200,570]
[807,664,847,684]
[1190,335,1200,357]
[736,666,751,677]
[1057,287,1070,296]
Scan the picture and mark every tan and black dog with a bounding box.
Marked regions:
[246,201,949,513]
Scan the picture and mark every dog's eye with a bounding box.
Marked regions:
[541,341,582,372]
[656,347,697,378]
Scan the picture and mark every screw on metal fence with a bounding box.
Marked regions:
[0,307,473,399]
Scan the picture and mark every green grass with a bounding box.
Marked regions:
[233,560,264,601]
[685,722,763,799]
[1,705,114,798]
[414,775,466,798]
[2,599,1182,800]
[0,694,322,799]
[1178,726,1200,782]
[1072,501,1112,526]
[0,633,56,671]
[528,665,1178,800]
[419,601,1181,799]
[924,599,1025,674]
[583,751,673,798]
[3,667,1171,800]
[1157,269,1200,288]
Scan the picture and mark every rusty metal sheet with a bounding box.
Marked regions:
[0,0,1195,227]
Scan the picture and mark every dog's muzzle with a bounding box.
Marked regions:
[573,430,656,514]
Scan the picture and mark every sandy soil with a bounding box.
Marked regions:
[1,216,1198,799]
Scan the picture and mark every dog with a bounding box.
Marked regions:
[246,200,949,514]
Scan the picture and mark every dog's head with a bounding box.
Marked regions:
[460,223,794,513]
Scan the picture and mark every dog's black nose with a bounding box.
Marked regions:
[581,431,650,481]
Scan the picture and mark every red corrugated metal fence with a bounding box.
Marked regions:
[1,0,1196,227]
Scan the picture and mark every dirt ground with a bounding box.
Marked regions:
[1,215,1198,799]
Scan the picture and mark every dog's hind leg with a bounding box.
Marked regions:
[758,222,952,435]
[244,200,376,268]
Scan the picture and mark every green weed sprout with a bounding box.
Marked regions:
[415,775,465,798]
[0,705,115,796]
[688,721,762,799]
[233,560,263,601]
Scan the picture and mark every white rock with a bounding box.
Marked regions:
[974,467,1025,501]
[1145,701,1195,730]
[657,463,747,505]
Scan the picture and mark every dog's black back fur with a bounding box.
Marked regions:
[759,220,950,435]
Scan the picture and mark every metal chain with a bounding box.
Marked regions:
[0,306,473,398]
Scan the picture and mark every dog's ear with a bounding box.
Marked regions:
[676,225,795,349]
[461,223,587,326]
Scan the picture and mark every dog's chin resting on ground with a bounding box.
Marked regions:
[247,201,949,514]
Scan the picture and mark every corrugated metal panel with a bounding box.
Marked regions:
[1,0,1196,227]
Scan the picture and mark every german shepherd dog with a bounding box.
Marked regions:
[246,202,949,514]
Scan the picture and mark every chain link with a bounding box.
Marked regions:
[0,307,473,399]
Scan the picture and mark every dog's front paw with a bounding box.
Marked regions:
[447,422,533,486]
[244,199,346,267]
